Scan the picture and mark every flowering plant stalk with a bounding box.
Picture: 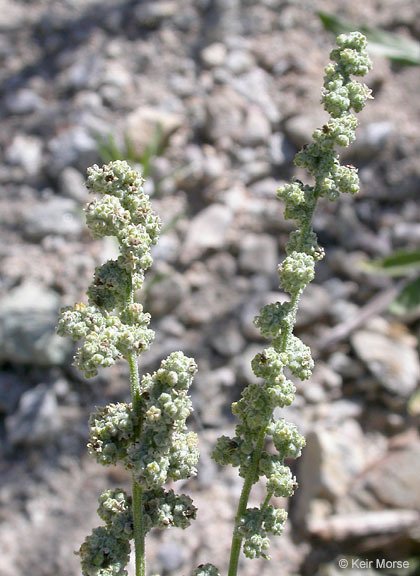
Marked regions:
[57,31,372,576]
[57,161,199,576]
[199,31,372,576]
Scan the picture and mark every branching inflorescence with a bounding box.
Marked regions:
[57,31,372,576]
[57,161,198,576]
[209,32,372,576]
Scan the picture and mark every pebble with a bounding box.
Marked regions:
[181,203,233,263]
[295,420,366,523]
[5,88,44,115]
[239,105,271,146]
[269,132,294,166]
[209,320,246,357]
[352,121,394,158]
[225,49,255,75]
[351,326,419,399]
[350,433,420,511]
[5,135,43,177]
[201,43,227,68]
[23,196,83,240]
[48,127,98,174]
[238,233,277,275]
[295,283,330,328]
[134,1,177,28]
[58,166,89,203]
[124,106,183,157]
[157,540,187,572]
[0,282,70,366]
[5,384,61,446]
[146,266,189,317]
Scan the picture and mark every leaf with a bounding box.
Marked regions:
[363,249,420,277]
[318,11,420,66]
[389,275,420,315]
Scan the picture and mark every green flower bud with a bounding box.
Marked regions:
[263,506,288,536]
[254,302,292,339]
[278,251,315,294]
[88,403,137,466]
[267,418,306,459]
[97,489,133,540]
[144,488,197,530]
[259,455,296,498]
[78,526,130,576]
[285,335,314,380]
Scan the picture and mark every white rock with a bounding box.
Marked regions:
[23,197,82,240]
[295,421,366,523]
[238,233,277,275]
[6,135,43,176]
[201,43,227,67]
[351,327,419,398]
[0,282,70,366]
[239,105,271,146]
[125,106,182,156]
[181,204,232,263]
[6,384,60,446]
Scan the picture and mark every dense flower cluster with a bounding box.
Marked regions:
[238,506,288,559]
[143,488,197,531]
[57,161,160,378]
[88,403,138,466]
[79,525,131,576]
[127,352,199,489]
[56,162,198,576]
[212,32,372,565]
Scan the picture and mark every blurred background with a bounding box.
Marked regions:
[1,1,420,575]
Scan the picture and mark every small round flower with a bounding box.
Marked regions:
[265,378,296,409]
[85,195,131,239]
[232,384,272,431]
[88,403,137,466]
[78,526,130,576]
[97,489,133,540]
[168,431,200,481]
[259,456,296,498]
[87,260,135,311]
[286,230,325,262]
[243,534,270,560]
[278,252,315,293]
[263,506,288,536]
[86,161,144,198]
[267,418,306,459]
[285,335,314,380]
[254,302,292,339]
[144,488,197,530]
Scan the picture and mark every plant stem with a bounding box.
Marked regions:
[129,350,146,576]
[126,272,146,576]
[227,427,266,576]
[227,194,320,576]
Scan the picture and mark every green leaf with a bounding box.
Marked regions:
[363,249,420,277]
[389,276,420,315]
[318,11,420,66]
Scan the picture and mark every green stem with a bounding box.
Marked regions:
[227,192,320,576]
[129,350,147,576]
[227,427,266,576]
[126,273,146,576]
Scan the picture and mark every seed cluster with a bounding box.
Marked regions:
[212,32,372,561]
[56,162,198,576]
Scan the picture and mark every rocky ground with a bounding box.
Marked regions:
[1,1,420,575]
